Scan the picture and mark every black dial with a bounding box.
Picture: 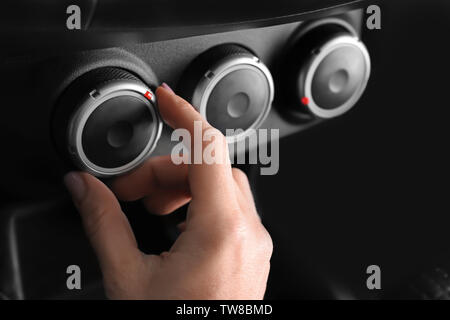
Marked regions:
[178,44,274,142]
[52,67,162,177]
[284,19,371,119]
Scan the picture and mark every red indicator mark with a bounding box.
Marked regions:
[144,91,153,100]
[301,97,309,106]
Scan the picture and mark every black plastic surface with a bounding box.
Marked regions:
[0,1,366,56]
[0,10,362,200]
[0,0,363,30]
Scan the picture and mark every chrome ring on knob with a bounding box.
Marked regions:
[299,34,371,119]
[68,80,162,177]
[191,54,274,143]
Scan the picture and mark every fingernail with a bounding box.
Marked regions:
[161,82,174,94]
[64,172,86,202]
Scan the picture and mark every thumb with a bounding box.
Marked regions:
[64,172,142,275]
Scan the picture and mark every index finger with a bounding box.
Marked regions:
[156,86,238,208]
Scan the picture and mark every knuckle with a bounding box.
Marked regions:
[225,216,247,242]
[258,227,274,258]
[204,211,247,249]
[202,215,273,266]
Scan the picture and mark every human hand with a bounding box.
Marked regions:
[63,84,273,299]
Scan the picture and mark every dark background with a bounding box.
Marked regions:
[257,0,450,299]
[1,0,450,299]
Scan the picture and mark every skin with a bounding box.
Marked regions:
[63,85,273,299]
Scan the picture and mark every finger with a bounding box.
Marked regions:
[231,168,255,203]
[232,168,259,219]
[156,86,238,210]
[156,85,209,135]
[111,155,189,202]
[64,172,142,274]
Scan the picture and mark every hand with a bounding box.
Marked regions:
[64,84,273,299]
